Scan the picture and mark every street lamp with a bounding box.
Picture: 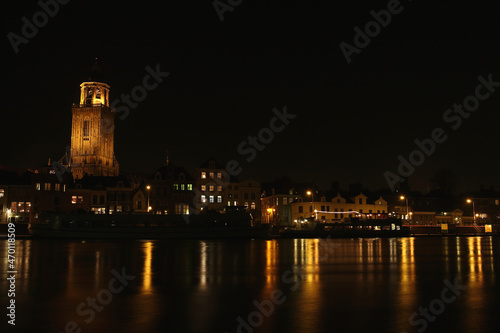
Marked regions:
[466,198,476,224]
[400,195,409,220]
[146,185,151,213]
[307,191,314,218]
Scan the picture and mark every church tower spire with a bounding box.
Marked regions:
[69,59,119,179]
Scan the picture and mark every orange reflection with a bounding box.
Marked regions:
[291,239,321,332]
[396,237,417,330]
[142,241,153,293]
[265,240,278,284]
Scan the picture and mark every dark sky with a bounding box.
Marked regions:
[3,0,500,192]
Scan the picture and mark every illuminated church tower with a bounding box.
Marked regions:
[69,60,119,179]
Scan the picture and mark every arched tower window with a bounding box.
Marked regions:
[83,120,90,140]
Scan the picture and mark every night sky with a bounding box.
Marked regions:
[3,0,500,193]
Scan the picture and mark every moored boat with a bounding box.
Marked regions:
[279,218,410,238]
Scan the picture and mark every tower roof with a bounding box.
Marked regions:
[87,57,105,83]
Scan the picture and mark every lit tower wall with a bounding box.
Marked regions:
[69,76,119,179]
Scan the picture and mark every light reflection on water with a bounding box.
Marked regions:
[0,236,498,333]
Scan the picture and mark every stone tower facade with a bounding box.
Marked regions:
[69,66,119,179]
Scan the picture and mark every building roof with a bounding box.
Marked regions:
[198,157,225,170]
[0,170,31,185]
[75,175,131,189]
[151,164,194,182]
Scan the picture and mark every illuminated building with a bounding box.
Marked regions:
[290,193,389,222]
[69,61,119,179]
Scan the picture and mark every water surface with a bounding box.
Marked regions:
[1,237,498,333]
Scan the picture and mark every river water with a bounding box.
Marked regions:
[1,236,499,333]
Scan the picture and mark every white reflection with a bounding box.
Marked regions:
[200,241,207,287]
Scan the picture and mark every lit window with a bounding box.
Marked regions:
[209,195,214,203]
[209,185,215,192]
[71,196,83,204]
[201,185,206,191]
[217,172,222,179]
[26,202,31,213]
[63,184,66,192]
[11,202,17,213]
[0,189,4,198]
[187,184,193,191]
[18,202,25,213]
[44,183,51,191]
[209,172,214,179]
[217,195,222,203]
[201,172,206,179]
[180,184,185,191]
[36,183,41,191]
[251,202,256,210]
[55,183,61,191]
[173,184,179,190]
[217,185,222,192]
[201,195,206,203]
[83,120,90,139]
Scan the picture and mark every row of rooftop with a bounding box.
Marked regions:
[1,157,500,227]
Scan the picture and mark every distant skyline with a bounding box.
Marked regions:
[3,0,500,193]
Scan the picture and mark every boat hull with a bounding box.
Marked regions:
[279,229,410,238]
